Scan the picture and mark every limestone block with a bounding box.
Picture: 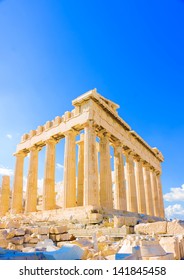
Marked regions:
[55,234,62,242]
[0,222,6,229]
[14,245,24,251]
[114,216,125,228]
[88,213,103,224]
[139,240,166,257]
[38,226,50,235]
[121,225,131,234]
[142,253,174,260]
[37,234,48,241]
[57,233,75,242]
[5,220,20,229]
[134,221,167,235]
[124,216,138,226]
[25,227,39,235]
[29,237,39,244]
[178,235,184,259]
[159,236,180,260]
[7,243,16,250]
[49,226,67,234]
[24,234,31,243]
[0,238,8,248]
[10,237,24,245]
[0,230,7,239]
[23,243,37,248]
[14,229,25,236]
[6,229,15,239]
[71,238,93,249]
[167,220,184,235]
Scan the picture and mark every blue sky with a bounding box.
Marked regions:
[0,0,184,219]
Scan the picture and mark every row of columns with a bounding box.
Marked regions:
[11,122,165,218]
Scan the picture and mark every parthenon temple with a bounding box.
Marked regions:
[10,89,165,218]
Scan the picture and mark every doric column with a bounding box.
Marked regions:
[156,171,165,218]
[113,143,126,210]
[83,121,99,206]
[99,132,113,208]
[0,176,10,216]
[76,134,84,206]
[43,138,56,210]
[63,130,76,208]
[11,152,26,213]
[134,156,146,214]
[150,167,160,217]
[124,150,138,213]
[25,146,40,212]
[143,162,154,216]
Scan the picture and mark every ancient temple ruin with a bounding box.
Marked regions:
[10,89,165,218]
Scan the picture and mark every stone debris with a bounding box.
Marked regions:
[134,221,167,235]
[167,220,184,235]
[0,213,184,260]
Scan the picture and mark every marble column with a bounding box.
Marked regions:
[143,163,154,216]
[99,132,113,208]
[125,151,138,213]
[150,168,160,217]
[76,134,84,206]
[25,146,40,212]
[11,152,26,213]
[134,156,146,214]
[156,171,165,218]
[63,130,76,208]
[84,121,99,206]
[114,144,127,210]
[43,138,56,210]
[0,176,10,216]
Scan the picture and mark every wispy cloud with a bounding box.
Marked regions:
[56,163,64,169]
[6,134,12,139]
[164,184,184,202]
[165,204,184,220]
[0,166,14,176]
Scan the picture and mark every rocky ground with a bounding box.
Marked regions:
[0,210,184,260]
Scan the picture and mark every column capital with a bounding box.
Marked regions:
[84,120,96,128]
[133,154,141,161]
[98,130,111,140]
[14,150,28,158]
[113,140,123,148]
[45,137,59,145]
[155,170,162,176]
[142,161,151,169]
[64,129,78,137]
[122,146,134,157]
[29,145,42,152]
[150,166,156,172]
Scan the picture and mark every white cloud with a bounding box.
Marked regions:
[6,134,12,139]
[165,204,184,220]
[56,163,64,169]
[164,184,184,202]
[0,166,14,176]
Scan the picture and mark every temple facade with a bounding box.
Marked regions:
[10,89,165,218]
